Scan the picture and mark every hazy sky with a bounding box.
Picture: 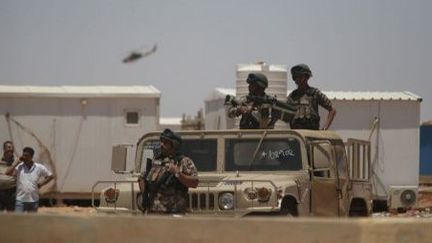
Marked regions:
[1,0,431,122]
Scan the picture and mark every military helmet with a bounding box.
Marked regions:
[291,64,313,77]
[160,128,182,147]
[246,72,268,88]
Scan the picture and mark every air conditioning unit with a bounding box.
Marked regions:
[388,185,418,209]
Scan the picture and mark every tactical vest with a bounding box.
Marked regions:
[239,95,276,129]
[239,113,260,129]
[290,87,320,130]
[0,161,16,190]
[145,154,188,196]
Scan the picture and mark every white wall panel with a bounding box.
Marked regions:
[0,96,159,194]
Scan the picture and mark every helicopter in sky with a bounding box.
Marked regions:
[122,43,157,63]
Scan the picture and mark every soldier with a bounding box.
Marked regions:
[287,64,336,130]
[227,72,279,129]
[138,129,198,214]
[0,141,17,211]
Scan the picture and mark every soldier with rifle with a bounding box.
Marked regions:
[226,72,299,129]
[226,72,284,129]
[138,129,198,214]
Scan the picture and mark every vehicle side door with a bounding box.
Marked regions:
[309,140,341,216]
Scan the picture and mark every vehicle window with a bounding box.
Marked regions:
[334,144,348,178]
[179,139,217,172]
[225,137,302,171]
[313,170,330,178]
[306,138,347,179]
[141,139,217,172]
[142,139,160,151]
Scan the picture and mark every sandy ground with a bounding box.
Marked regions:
[38,205,97,215]
[34,185,432,218]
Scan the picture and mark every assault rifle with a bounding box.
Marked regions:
[141,157,153,212]
[224,94,241,106]
[225,94,297,123]
[141,151,185,212]
[246,95,298,122]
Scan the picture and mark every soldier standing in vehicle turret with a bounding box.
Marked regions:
[227,72,279,129]
[138,129,198,214]
[287,64,336,130]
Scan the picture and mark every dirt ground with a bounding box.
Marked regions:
[35,185,432,218]
[38,205,97,215]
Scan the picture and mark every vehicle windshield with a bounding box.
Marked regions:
[225,137,303,171]
[140,138,217,172]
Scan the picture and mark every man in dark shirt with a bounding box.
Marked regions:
[0,141,17,211]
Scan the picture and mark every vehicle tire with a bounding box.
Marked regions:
[280,196,298,216]
[349,199,368,217]
[39,198,57,207]
[372,200,388,213]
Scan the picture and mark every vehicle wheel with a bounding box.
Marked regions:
[372,200,388,213]
[280,197,298,216]
[349,199,368,217]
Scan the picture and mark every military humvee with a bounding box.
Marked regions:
[94,129,372,217]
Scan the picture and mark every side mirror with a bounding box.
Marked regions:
[111,145,127,173]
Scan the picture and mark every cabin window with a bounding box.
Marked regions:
[125,110,139,126]
[334,144,348,178]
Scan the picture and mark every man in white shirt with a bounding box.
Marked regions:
[6,147,54,213]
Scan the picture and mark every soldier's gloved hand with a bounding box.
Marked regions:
[237,105,251,115]
[166,163,179,175]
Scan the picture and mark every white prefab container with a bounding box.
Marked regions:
[0,85,160,200]
[204,88,236,130]
[159,117,182,131]
[323,91,422,201]
[236,62,288,99]
[204,88,422,202]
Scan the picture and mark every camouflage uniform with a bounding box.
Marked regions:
[227,94,279,129]
[0,156,16,211]
[146,154,198,214]
[287,86,333,130]
[227,72,279,129]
